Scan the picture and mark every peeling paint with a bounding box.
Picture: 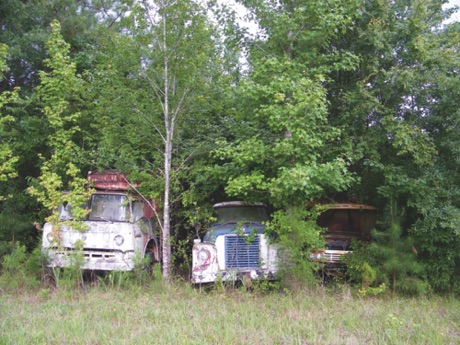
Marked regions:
[192,202,277,284]
[42,171,159,272]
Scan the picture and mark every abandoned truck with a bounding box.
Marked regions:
[192,202,378,283]
[192,202,278,284]
[310,203,378,267]
[42,171,160,271]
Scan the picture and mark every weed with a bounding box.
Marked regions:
[358,283,387,298]
[250,279,281,294]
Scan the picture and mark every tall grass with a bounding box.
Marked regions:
[1,279,459,345]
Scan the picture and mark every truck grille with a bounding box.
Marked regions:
[324,250,350,263]
[225,235,260,269]
[324,252,342,262]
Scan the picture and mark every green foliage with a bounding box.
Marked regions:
[406,168,460,292]
[214,56,355,206]
[210,1,362,204]
[345,202,428,295]
[170,237,192,278]
[360,262,377,289]
[266,206,325,288]
[0,243,43,292]
[358,283,387,298]
[28,21,91,230]
[0,43,19,187]
[0,0,131,249]
[322,0,460,293]
[52,239,86,291]
[371,220,426,294]
[249,278,282,294]
[342,240,373,285]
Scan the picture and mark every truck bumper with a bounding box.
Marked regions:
[192,268,276,284]
[46,249,136,271]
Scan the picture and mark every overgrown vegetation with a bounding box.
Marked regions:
[343,201,429,295]
[0,0,459,292]
[0,243,44,292]
[265,206,325,289]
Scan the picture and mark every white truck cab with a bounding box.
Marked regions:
[192,202,278,284]
[42,171,160,271]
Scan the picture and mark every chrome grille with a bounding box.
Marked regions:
[225,235,260,269]
[324,250,350,263]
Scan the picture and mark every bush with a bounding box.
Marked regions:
[0,243,44,292]
[266,207,324,290]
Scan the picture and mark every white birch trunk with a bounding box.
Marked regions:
[162,4,172,279]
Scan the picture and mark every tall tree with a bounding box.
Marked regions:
[0,44,19,186]
[206,0,363,283]
[219,0,362,206]
[111,0,227,278]
[0,0,134,247]
[28,20,89,228]
[323,0,460,291]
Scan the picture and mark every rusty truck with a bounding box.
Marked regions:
[191,201,278,284]
[192,201,378,283]
[42,171,160,271]
[310,203,378,267]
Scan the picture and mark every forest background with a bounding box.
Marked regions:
[1,0,460,293]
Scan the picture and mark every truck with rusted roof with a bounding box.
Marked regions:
[191,201,278,284]
[310,203,378,267]
[42,171,160,272]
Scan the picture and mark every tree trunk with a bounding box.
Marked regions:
[161,6,171,279]
[162,134,172,279]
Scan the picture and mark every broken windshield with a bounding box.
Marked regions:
[87,194,128,222]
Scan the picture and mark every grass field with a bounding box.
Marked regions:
[1,277,459,345]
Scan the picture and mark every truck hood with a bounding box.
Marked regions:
[44,221,139,252]
[203,222,265,243]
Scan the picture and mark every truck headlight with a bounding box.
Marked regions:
[46,232,56,243]
[114,235,124,246]
[310,252,323,260]
[197,249,210,262]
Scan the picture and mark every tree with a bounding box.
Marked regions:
[114,0,227,279]
[0,44,19,186]
[217,0,362,205]
[370,201,427,294]
[0,0,133,247]
[206,0,363,283]
[28,21,89,229]
[322,0,460,291]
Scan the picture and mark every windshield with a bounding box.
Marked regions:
[87,194,128,222]
[215,206,269,224]
[58,203,74,221]
[317,208,378,237]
